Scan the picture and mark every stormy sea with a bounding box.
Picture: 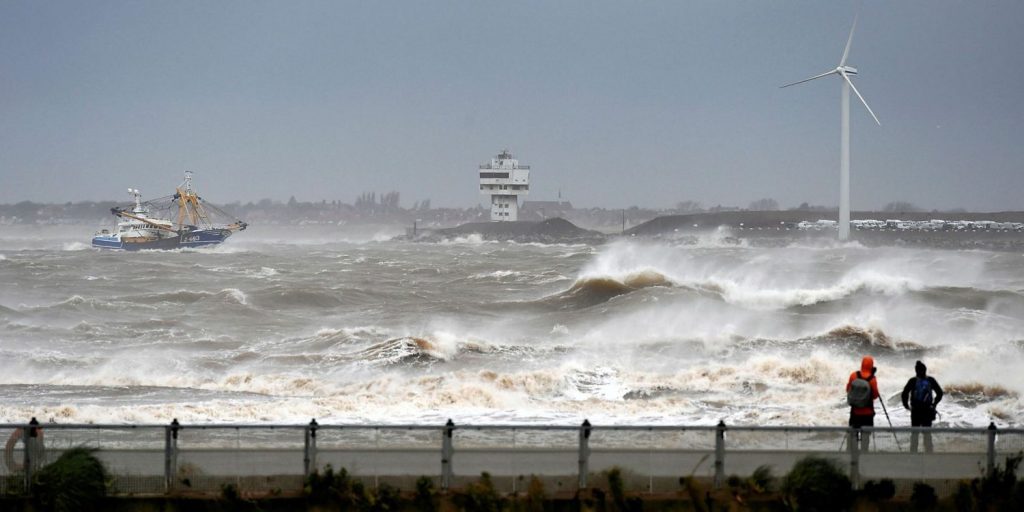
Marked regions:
[1,224,1022,427]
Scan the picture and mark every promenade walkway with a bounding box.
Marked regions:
[2,421,1019,497]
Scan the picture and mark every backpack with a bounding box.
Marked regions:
[847,372,874,408]
[912,377,934,406]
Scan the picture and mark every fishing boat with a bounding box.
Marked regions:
[91,172,247,250]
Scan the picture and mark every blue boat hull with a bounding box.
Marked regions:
[92,229,234,251]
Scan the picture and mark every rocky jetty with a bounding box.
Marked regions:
[406,218,606,244]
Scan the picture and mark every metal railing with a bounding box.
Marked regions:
[1,419,1017,496]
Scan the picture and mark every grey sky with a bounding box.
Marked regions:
[2,1,1022,211]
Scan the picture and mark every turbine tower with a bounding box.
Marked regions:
[782,13,880,241]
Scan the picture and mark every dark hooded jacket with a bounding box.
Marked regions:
[901,361,943,411]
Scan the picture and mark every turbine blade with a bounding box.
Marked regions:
[780,70,837,88]
[840,12,859,66]
[842,72,881,125]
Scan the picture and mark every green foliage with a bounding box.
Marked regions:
[31,447,108,512]
[623,496,643,511]
[525,475,545,512]
[748,465,776,494]
[953,481,975,512]
[962,453,1024,511]
[3,474,24,496]
[372,482,400,512]
[726,474,743,489]
[678,476,708,512]
[220,482,240,502]
[862,479,895,502]
[979,453,1021,498]
[304,465,368,507]
[304,467,404,511]
[910,482,937,511]
[304,465,348,503]
[456,472,503,512]
[588,487,606,511]
[606,466,626,510]
[414,475,437,512]
[781,456,852,512]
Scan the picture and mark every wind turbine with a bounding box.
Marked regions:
[782,13,880,241]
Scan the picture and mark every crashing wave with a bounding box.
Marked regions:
[542,270,673,309]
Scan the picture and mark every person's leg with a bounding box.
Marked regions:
[848,412,858,452]
[864,416,874,452]
[922,415,934,453]
[854,415,873,452]
[910,411,923,453]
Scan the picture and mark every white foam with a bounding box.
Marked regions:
[439,233,487,245]
[253,266,279,278]
[220,288,249,305]
[470,270,522,280]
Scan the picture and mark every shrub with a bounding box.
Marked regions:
[678,476,708,512]
[910,482,937,511]
[457,472,503,512]
[372,482,400,512]
[31,447,108,512]
[965,452,1024,511]
[351,480,371,509]
[781,456,852,511]
[220,482,240,502]
[953,481,974,512]
[526,475,545,512]
[606,467,626,510]
[979,452,1021,498]
[414,476,437,512]
[304,465,368,507]
[862,479,896,502]
[748,465,775,494]
[624,496,643,511]
[726,474,743,489]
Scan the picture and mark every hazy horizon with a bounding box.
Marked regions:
[3,1,1022,211]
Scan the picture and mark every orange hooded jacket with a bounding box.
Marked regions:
[846,355,880,416]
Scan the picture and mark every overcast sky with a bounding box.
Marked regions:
[2,1,1022,210]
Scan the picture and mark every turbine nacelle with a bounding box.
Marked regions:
[838,65,858,75]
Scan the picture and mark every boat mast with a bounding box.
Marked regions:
[175,171,212,228]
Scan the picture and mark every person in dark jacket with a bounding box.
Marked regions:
[901,360,944,453]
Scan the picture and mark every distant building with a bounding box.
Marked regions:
[521,200,574,219]
[479,150,530,221]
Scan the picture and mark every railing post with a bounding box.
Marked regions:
[578,419,592,490]
[848,426,860,490]
[167,418,179,491]
[987,422,998,476]
[441,419,454,491]
[714,420,726,489]
[22,417,39,492]
[164,424,172,492]
[304,418,318,476]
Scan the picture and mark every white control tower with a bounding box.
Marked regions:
[479,150,530,221]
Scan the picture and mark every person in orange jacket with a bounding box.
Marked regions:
[846,355,880,451]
